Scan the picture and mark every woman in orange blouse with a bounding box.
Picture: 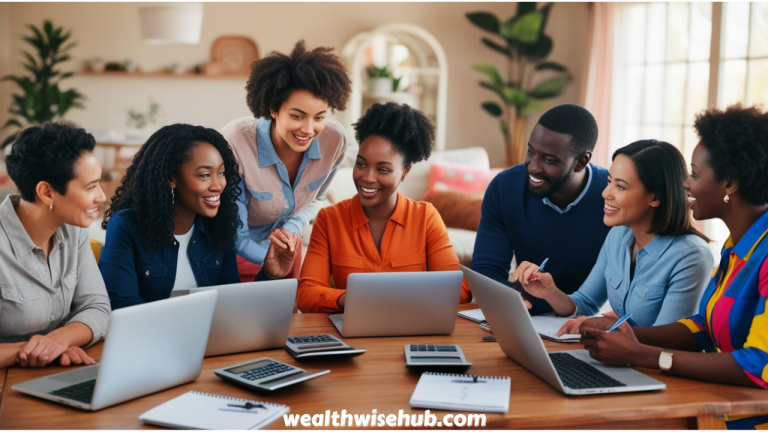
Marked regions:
[297,103,471,312]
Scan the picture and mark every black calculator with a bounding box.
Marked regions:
[214,358,329,392]
[404,344,472,368]
[284,334,366,359]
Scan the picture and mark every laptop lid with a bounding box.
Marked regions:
[190,279,296,356]
[335,271,462,337]
[13,290,218,410]
[459,265,665,395]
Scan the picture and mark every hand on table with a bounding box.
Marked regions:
[336,292,346,309]
[557,311,619,336]
[58,346,96,366]
[263,229,300,279]
[17,334,69,368]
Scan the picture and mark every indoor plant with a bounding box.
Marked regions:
[467,3,572,167]
[1,20,84,149]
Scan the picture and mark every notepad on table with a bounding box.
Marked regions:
[139,390,289,430]
[410,372,510,413]
[463,308,580,343]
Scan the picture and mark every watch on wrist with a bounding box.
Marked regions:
[659,349,674,372]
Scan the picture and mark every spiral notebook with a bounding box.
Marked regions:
[139,391,289,430]
[410,372,510,413]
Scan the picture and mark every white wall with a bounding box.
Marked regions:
[0,2,590,167]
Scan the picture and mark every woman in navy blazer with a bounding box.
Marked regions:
[100,124,298,310]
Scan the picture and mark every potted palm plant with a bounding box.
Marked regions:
[467,3,572,167]
[1,20,85,149]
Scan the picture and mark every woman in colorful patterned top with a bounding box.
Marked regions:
[579,104,768,429]
[222,40,352,282]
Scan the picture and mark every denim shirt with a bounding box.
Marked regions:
[223,117,347,264]
[99,209,240,310]
[569,225,714,326]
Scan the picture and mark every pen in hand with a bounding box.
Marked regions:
[528,258,549,282]
[606,312,633,333]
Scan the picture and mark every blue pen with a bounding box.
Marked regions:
[606,312,633,333]
[538,258,549,272]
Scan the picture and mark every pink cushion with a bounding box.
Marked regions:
[424,162,501,196]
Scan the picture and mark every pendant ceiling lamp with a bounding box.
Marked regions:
[137,2,204,45]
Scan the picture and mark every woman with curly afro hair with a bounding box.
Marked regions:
[100,124,298,310]
[222,40,352,283]
[578,104,768,429]
[296,103,471,313]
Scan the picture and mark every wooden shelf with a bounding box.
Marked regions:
[78,71,248,80]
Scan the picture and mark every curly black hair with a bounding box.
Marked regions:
[352,102,434,167]
[537,103,599,155]
[102,124,242,253]
[694,104,768,206]
[246,40,352,118]
[6,122,96,202]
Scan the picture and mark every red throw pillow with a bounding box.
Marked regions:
[424,162,501,196]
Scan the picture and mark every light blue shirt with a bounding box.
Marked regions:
[234,118,341,264]
[568,225,714,327]
[542,164,593,214]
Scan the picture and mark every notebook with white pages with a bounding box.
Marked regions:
[460,308,581,343]
[410,372,510,413]
[139,391,289,430]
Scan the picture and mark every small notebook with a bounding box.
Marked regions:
[410,372,510,413]
[139,391,289,430]
[465,308,581,343]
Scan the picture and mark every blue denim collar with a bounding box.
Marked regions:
[256,118,321,169]
[620,227,675,261]
[542,163,594,214]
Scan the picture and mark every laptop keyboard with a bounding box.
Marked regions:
[549,353,627,389]
[49,379,96,404]
[409,344,458,352]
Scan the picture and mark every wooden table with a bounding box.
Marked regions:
[1,305,765,429]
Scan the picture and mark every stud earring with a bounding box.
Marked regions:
[49,201,53,211]
[724,194,730,203]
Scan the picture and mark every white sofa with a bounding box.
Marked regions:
[305,146,490,267]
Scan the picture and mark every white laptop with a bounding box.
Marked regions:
[190,279,296,357]
[460,265,666,395]
[329,271,463,338]
[12,290,218,410]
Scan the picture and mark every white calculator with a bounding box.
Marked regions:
[404,344,472,368]
[214,358,329,392]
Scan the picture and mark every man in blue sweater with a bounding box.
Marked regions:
[472,104,611,315]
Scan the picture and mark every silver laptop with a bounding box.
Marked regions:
[12,290,218,410]
[460,265,666,395]
[190,279,296,357]
[329,271,463,337]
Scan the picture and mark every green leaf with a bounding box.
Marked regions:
[481,37,511,58]
[539,3,553,34]
[481,101,503,117]
[520,35,553,60]
[479,81,505,101]
[502,87,528,108]
[2,118,22,129]
[500,120,509,137]
[500,10,543,43]
[466,12,500,33]
[60,71,75,79]
[1,133,19,149]
[516,2,537,16]
[534,61,568,73]
[472,64,503,87]
[529,76,572,98]
[520,100,547,116]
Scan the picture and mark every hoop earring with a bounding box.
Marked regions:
[171,187,175,205]
[724,194,730,203]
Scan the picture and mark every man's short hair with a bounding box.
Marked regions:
[537,103,599,155]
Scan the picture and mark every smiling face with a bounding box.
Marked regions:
[684,141,727,221]
[353,135,409,214]
[270,89,328,153]
[525,124,580,198]
[51,151,106,228]
[602,154,659,228]
[170,142,226,220]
